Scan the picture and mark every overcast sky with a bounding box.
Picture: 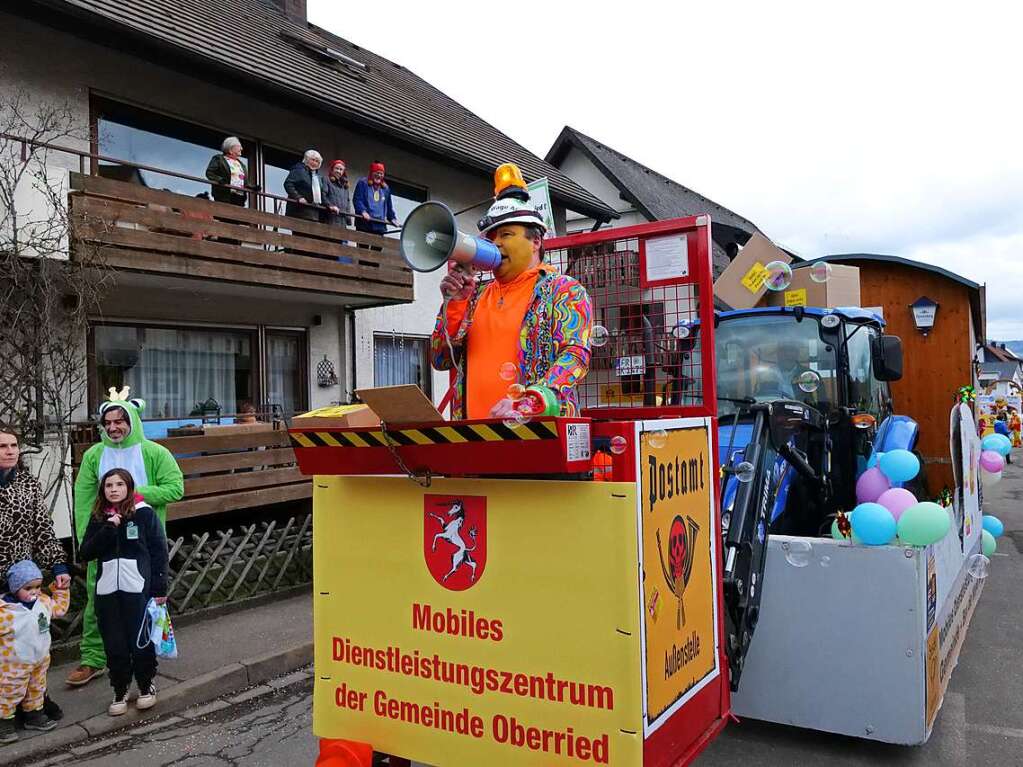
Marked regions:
[310,1,1023,339]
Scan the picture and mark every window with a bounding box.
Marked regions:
[266,330,306,417]
[715,315,839,416]
[94,325,254,419]
[846,326,889,419]
[93,98,246,199]
[261,145,304,217]
[92,323,309,420]
[374,334,431,395]
[386,178,428,234]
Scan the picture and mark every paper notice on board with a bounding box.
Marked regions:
[645,234,689,283]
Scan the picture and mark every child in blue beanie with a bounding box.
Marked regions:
[0,559,70,744]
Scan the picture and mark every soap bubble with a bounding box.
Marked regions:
[764,261,793,292]
[796,370,822,393]
[782,539,813,568]
[647,430,668,448]
[819,555,832,568]
[609,435,628,455]
[809,261,833,283]
[967,554,990,580]
[735,461,755,483]
[503,411,529,429]
[506,383,526,400]
[591,325,610,347]
[498,362,518,381]
[673,323,691,340]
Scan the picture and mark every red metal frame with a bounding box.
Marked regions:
[545,216,718,423]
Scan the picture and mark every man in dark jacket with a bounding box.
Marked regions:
[284,150,326,221]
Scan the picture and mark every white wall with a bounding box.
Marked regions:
[556,146,644,233]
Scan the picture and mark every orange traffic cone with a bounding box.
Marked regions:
[316,738,374,767]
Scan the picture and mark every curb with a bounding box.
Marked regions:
[7,640,314,765]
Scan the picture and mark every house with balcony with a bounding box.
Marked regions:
[3,0,615,528]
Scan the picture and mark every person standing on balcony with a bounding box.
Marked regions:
[65,389,182,688]
[430,163,592,420]
[352,161,398,251]
[205,137,249,206]
[323,160,352,227]
[284,150,326,222]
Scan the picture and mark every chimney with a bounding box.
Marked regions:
[271,0,307,23]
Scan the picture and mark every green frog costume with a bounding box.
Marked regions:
[73,387,183,670]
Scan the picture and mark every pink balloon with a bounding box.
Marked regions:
[876,488,918,521]
[980,450,1005,474]
[856,467,891,504]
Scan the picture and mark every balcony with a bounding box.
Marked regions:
[68,171,413,305]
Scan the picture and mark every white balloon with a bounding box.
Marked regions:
[982,469,1002,485]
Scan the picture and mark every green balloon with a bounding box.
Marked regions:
[982,529,997,557]
[896,502,951,546]
[830,518,860,543]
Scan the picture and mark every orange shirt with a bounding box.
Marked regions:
[452,267,539,419]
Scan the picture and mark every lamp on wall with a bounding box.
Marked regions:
[909,296,939,335]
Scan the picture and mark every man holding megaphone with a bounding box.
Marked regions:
[425,164,593,421]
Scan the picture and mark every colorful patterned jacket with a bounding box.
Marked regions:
[431,266,592,419]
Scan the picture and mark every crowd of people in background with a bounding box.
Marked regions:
[204,138,399,248]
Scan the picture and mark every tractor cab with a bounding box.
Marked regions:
[715,306,907,537]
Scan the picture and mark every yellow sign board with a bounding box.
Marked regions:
[313,477,644,765]
[640,426,718,728]
[740,262,768,293]
[783,288,808,307]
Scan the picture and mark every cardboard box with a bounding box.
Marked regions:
[293,403,380,429]
[354,385,443,425]
[762,263,861,308]
[713,233,793,310]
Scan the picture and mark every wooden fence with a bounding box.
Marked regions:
[52,512,313,647]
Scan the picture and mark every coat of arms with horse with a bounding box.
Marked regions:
[423,494,487,591]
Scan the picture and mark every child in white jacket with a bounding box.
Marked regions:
[0,559,70,744]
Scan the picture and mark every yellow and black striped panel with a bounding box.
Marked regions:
[290,420,560,449]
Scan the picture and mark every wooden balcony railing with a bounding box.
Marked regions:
[69,172,413,303]
[72,423,310,522]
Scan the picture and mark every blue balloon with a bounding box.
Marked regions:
[879,449,920,483]
[867,452,884,469]
[851,502,897,546]
[982,515,1005,537]
[983,433,1012,457]
[994,434,1013,457]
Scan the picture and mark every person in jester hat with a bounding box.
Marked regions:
[66,387,182,688]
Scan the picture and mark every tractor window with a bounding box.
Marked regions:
[847,325,889,419]
[716,315,838,417]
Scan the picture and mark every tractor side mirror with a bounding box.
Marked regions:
[872,334,904,381]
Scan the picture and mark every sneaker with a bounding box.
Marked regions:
[22,709,58,732]
[135,683,157,710]
[108,693,128,717]
[42,695,64,721]
[0,717,17,744]
[66,665,106,687]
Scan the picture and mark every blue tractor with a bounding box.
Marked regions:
[678,306,912,687]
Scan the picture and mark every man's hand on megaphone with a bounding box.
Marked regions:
[440,262,477,301]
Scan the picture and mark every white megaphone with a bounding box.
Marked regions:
[400,201,501,273]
